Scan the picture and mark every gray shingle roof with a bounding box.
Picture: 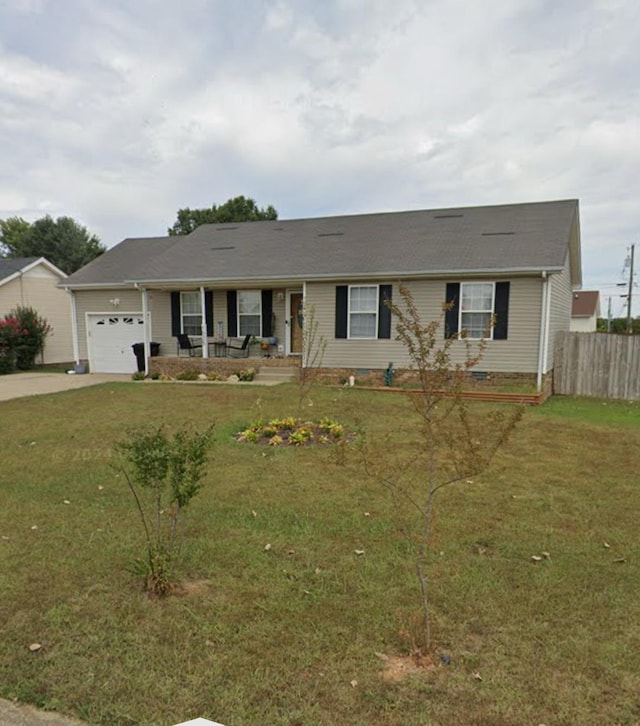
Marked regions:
[63,200,580,288]
[63,236,182,286]
[0,257,40,282]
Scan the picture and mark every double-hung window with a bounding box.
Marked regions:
[349,285,378,338]
[460,282,494,339]
[181,292,202,335]
[238,290,262,336]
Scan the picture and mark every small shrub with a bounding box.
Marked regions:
[237,428,260,443]
[206,370,222,381]
[237,367,256,382]
[131,371,145,381]
[289,426,312,445]
[175,368,199,381]
[149,370,160,380]
[115,425,214,596]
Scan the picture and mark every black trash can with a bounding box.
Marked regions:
[132,342,160,372]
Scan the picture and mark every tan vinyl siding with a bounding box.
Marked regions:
[307,277,543,373]
[546,252,573,371]
[74,289,143,360]
[74,287,290,360]
[0,265,73,364]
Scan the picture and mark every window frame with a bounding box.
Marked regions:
[180,291,202,336]
[237,290,262,337]
[459,281,495,340]
[348,284,379,340]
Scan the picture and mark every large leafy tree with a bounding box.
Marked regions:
[0,215,105,274]
[168,195,278,236]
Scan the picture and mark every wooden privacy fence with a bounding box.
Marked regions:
[554,331,640,400]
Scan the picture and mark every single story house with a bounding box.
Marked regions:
[61,199,582,390]
[0,256,74,364]
[570,290,600,332]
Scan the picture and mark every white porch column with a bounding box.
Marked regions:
[200,286,209,358]
[536,272,549,392]
[301,281,307,367]
[66,288,80,365]
[142,287,150,376]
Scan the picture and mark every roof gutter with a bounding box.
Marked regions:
[125,266,565,288]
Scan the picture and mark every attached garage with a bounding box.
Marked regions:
[87,313,145,373]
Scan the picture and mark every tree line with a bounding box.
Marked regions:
[597,317,640,335]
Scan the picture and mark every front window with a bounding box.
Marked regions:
[181,292,202,335]
[349,285,378,338]
[238,290,261,336]
[460,282,494,339]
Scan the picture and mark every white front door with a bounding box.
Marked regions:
[87,313,145,373]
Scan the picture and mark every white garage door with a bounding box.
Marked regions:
[88,314,145,373]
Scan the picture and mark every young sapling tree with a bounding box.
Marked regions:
[115,425,213,596]
[359,283,523,655]
[296,302,327,417]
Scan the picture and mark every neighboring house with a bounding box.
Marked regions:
[61,199,582,390]
[570,290,600,332]
[0,257,74,364]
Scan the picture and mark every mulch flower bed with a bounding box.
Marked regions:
[235,417,353,446]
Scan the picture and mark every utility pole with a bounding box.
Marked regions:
[607,296,612,332]
[626,244,635,334]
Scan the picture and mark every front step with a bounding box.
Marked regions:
[254,366,298,384]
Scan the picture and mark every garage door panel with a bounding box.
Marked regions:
[88,314,145,373]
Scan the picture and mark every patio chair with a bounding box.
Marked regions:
[226,334,251,358]
[176,333,203,357]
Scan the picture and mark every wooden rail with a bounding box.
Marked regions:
[352,385,546,405]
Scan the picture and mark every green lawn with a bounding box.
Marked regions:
[1,383,639,725]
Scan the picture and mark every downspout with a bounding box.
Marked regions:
[200,286,209,359]
[66,288,80,365]
[141,287,150,376]
[536,272,549,392]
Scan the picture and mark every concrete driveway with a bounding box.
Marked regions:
[0,371,130,402]
[0,698,85,725]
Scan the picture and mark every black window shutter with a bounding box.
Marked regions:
[493,281,510,340]
[444,283,460,338]
[261,290,273,337]
[171,292,181,336]
[205,291,214,334]
[378,284,392,339]
[227,290,237,337]
[335,286,348,339]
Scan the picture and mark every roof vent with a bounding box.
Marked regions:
[216,226,238,231]
[481,232,515,236]
[209,246,236,251]
[317,232,344,237]
[434,213,464,219]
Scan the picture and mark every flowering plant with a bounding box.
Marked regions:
[0,307,51,373]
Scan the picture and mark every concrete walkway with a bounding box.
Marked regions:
[0,372,130,402]
[0,699,84,725]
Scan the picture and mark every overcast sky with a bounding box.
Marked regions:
[1,0,638,315]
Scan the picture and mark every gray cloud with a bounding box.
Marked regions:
[0,0,638,310]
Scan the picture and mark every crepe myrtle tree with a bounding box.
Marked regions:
[0,306,52,372]
[357,283,523,656]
